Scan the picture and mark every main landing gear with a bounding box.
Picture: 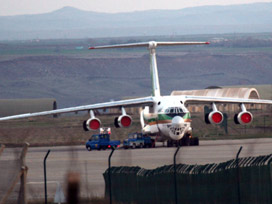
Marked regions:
[167,134,199,147]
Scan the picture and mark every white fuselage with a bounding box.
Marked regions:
[141,96,192,141]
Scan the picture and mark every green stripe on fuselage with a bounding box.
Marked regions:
[183,112,191,119]
[145,112,191,123]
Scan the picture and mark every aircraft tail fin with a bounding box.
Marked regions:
[89,41,209,97]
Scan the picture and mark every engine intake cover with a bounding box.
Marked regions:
[115,115,132,128]
[208,111,224,124]
[83,118,101,131]
[235,111,253,125]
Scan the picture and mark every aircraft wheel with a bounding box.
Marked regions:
[167,140,173,147]
[152,140,156,148]
[181,136,190,146]
[191,137,199,146]
[195,137,199,146]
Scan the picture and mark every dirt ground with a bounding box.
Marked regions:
[1,110,272,147]
[0,114,141,147]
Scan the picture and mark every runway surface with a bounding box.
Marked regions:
[1,138,272,200]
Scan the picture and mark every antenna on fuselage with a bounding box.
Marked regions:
[89,41,209,97]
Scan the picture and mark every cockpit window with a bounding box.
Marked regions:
[165,107,184,114]
[178,108,183,113]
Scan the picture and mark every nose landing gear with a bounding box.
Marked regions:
[167,134,199,147]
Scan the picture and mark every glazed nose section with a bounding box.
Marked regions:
[170,116,185,140]
[172,116,184,126]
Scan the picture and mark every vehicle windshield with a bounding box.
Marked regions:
[128,133,138,139]
[91,134,109,141]
[91,135,100,141]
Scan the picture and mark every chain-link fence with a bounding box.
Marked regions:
[1,141,272,204]
[104,154,272,204]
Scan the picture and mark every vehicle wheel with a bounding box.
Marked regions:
[140,143,143,148]
[102,146,107,150]
[132,143,136,149]
[86,146,91,151]
[97,146,101,151]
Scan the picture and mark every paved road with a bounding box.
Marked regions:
[1,138,272,200]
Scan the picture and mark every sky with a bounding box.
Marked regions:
[0,0,271,16]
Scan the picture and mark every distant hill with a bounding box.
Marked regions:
[1,52,272,108]
[1,2,272,40]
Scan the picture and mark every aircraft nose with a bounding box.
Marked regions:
[170,116,185,140]
[172,116,184,126]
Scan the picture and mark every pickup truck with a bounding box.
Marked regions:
[86,133,120,151]
[123,132,155,149]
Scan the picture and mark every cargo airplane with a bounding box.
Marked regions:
[1,41,272,146]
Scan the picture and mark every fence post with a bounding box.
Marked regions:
[236,146,243,204]
[1,143,29,204]
[174,146,181,204]
[67,172,80,204]
[264,115,266,133]
[0,144,5,157]
[44,150,51,204]
[17,142,29,204]
[108,146,115,204]
[0,170,23,204]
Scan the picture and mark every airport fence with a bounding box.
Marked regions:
[104,154,272,204]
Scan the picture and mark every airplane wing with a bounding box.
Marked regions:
[181,95,272,125]
[0,96,154,121]
[182,95,272,105]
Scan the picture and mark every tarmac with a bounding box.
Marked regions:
[1,138,272,200]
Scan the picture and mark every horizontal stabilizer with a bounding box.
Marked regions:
[89,41,209,50]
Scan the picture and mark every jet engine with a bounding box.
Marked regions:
[114,107,132,128]
[83,110,101,131]
[205,103,224,125]
[234,104,253,125]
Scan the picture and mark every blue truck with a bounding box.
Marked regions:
[86,133,121,151]
[123,132,155,149]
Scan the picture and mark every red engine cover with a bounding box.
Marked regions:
[86,118,101,130]
[236,111,253,125]
[118,115,132,128]
[208,111,224,124]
